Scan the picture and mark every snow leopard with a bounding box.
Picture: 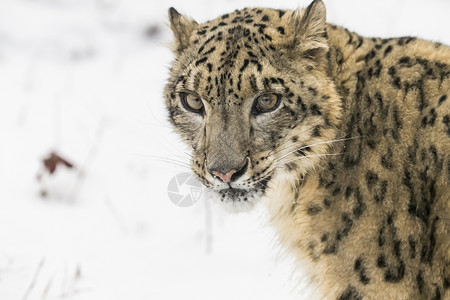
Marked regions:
[164,0,450,298]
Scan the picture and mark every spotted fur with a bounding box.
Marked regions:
[164,1,450,299]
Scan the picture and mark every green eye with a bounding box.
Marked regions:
[179,92,204,113]
[252,93,281,114]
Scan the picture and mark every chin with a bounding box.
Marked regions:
[204,188,265,213]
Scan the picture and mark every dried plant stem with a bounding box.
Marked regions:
[204,197,213,254]
[22,258,45,300]
[69,118,107,201]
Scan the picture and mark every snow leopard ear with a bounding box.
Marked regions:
[168,7,198,53]
[289,0,328,59]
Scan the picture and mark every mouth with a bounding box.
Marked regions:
[218,187,251,201]
[205,175,272,213]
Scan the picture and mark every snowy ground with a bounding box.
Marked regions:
[0,0,449,299]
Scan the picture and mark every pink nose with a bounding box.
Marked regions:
[211,169,237,183]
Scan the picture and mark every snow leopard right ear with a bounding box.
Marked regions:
[168,8,198,54]
[288,0,328,60]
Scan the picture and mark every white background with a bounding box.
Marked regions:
[0,0,449,299]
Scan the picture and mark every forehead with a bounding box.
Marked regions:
[191,8,291,50]
[173,8,294,104]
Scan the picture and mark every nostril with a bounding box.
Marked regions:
[230,159,248,182]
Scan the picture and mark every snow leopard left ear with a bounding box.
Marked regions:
[288,0,328,59]
[168,7,198,54]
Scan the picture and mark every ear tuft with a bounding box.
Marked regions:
[289,0,328,59]
[168,7,198,53]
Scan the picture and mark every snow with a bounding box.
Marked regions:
[0,0,448,299]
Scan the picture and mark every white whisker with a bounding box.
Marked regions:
[268,128,313,156]
[276,153,344,166]
[274,136,360,162]
[132,154,191,169]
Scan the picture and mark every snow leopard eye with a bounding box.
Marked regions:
[179,92,204,114]
[252,93,281,115]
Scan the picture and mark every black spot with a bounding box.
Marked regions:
[408,236,416,259]
[384,45,393,56]
[387,212,394,225]
[422,216,439,265]
[368,67,373,78]
[354,257,362,270]
[253,23,267,34]
[247,51,257,58]
[438,95,447,105]
[352,188,366,218]
[422,116,428,128]
[310,104,322,115]
[338,286,362,300]
[249,74,258,92]
[336,213,353,241]
[381,150,394,170]
[429,145,438,162]
[296,149,306,156]
[261,15,269,22]
[308,87,318,96]
[444,277,450,289]
[366,171,378,189]
[356,37,364,49]
[323,198,331,208]
[432,287,441,300]
[203,46,216,55]
[393,77,401,89]
[207,63,213,72]
[323,243,336,254]
[359,268,370,284]
[333,187,341,196]
[393,107,402,128]
[311,126,321,137]
[195,57,207,66]
[297,97,307,112]
[345,186,353,199]
[278,10,286,18]
[377,254,386,268]
[443,115,450,136]
[240,59,249,72]
[393,240,401,258]
[384,260,405,283]
[416,270,424,294]
[365,49,376,62]
[353,257,370,284]
[429,108,437,126]
[277,27,285,34]
[378,225,385,247]
[307,204,322,216]
[264,34,272,41]
[374,180,388,203]
[399,56,410,64]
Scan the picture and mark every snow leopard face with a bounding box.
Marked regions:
[164,1,341,211]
